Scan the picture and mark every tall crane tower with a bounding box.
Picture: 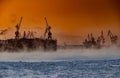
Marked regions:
[108,30,118,45]
[15,17,23,39]
[44,17,52,39]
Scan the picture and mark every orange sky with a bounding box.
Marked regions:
[0,0,120,44]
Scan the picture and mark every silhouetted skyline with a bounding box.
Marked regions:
[0,0,119,44]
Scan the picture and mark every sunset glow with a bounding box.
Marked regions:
[0,0,120,44]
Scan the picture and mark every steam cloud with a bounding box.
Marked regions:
[0,46,120,62]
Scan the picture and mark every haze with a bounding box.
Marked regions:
[0,47,120,62]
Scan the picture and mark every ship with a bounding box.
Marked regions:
[82,30,119,49]
[0,17,119,51]
[0,17,57,51]
[58,30,119,50]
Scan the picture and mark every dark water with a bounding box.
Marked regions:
[0,59,120,78]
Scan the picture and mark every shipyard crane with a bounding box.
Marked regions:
[108,30,118,45]
[100,31,105,44]
[96,31,105,48]
[0,29,8,35]
[44,17,52,39]
[15,17,23,39]
[0,29,8,40]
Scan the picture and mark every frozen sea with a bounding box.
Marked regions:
[0,59,120,78]
[0,48,120,78]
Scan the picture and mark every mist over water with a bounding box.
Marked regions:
[0,46,120,62]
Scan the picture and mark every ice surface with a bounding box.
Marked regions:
[0,59,120,78]
[0,47,120,78]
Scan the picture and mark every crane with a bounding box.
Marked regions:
[108,30,118,45]
[100,31,105,44]
[44,17,52,39]
[0,29,8,35]
[16,17,22,31]
[0,29,8,40]
[15,17,23,39]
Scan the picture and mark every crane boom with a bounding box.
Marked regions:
[45,17,49,27]
[44,17,52,38]
[44,17,49,38]
[18,17,23,28]
[108,30,113,38]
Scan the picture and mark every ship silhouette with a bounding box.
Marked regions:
[0,17,119,51]
[59,30,119,49]
[83,30,119,49]
[0,17,57,51]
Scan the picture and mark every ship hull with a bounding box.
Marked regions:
[0,38,57,52]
